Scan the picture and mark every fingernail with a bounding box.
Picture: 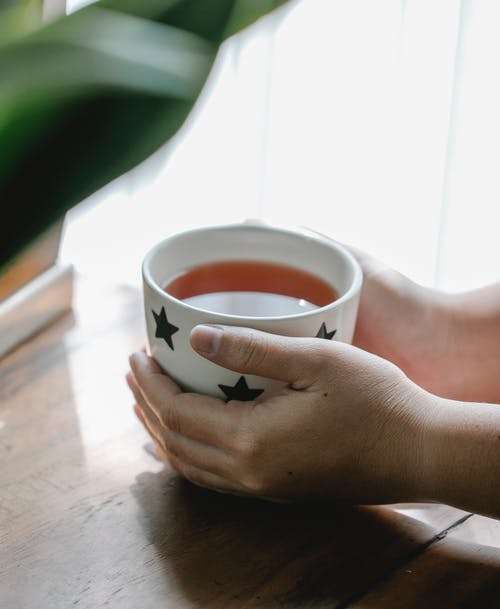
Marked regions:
[190,325,223,356]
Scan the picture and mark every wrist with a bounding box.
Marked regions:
[418,397,500,516]
[398,383,442,503]
[411,287,497,401]
[415,392,451,504]
[385,282,459,398]
[447,289,500,402]
[372,375,439,504]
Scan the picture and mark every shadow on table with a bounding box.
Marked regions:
[130,469,500,608]
[352,534,500,609]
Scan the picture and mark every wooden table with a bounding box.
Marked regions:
[1,276,500,609]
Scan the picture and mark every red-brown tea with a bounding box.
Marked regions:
[164,260,338,316]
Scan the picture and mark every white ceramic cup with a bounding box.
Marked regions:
[142,222,362,400]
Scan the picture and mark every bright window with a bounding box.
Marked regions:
[61,0,500,292]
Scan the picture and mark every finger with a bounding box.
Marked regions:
[167,451,248,495]
[134,401,168,454]
[136,400,244,492]
[126,371,163,430]
[129,352,244,448]
[163,428,235,480]
[134,404,169,461]
[129,352,182,397]
[127,371,146,405]
[134,400,163,447]
[297,230,385,280]
[190,325,329,387]
[127,372,169,451]
[128,371,171,461]
[340,243,389,279]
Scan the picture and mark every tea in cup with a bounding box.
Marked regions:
[142,222,362,399]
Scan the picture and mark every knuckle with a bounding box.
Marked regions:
[241,469,270,495]
[230,424,271,495]
[309,340,334,370]
[233,427,261,463]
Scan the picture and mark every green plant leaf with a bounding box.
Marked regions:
[0,0,42,45]
[0,0,292,269]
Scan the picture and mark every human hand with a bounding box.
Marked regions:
[348,247,462,399]
[126,325,434,504]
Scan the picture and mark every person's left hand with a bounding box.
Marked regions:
[126,325,433,504]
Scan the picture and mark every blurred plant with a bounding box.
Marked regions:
[0,0,291,269]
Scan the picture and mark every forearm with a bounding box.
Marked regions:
[447,283,500,403]
[423,397,500,519]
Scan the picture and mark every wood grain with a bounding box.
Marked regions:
[1,276,499,609]
[349,528,500,609]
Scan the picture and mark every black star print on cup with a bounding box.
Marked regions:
[152,306,179,350]
[315,322,337,340]
[218,376,264,402]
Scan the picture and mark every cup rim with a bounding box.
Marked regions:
[142,222,363,322]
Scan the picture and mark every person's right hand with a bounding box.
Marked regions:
[349,247,462,400]
[127,326,432,505]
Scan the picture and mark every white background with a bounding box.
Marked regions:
[62,0,500,292]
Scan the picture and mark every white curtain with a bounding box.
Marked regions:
[62,0,500,292]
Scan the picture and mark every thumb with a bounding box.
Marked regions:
[190,324,327,387]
